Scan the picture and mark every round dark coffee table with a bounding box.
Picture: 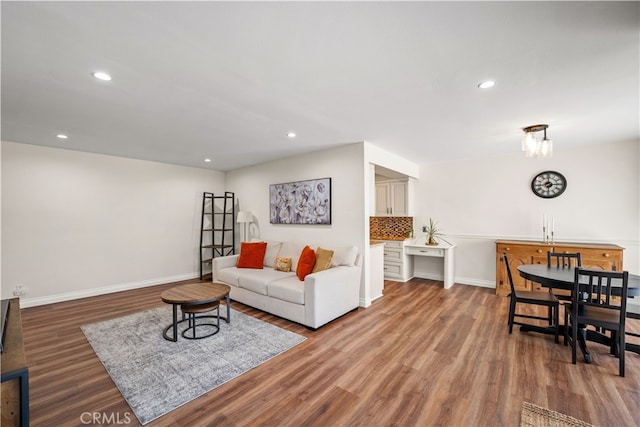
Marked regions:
[160,282,231,342]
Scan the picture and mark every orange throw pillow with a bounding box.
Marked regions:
[237,242,267,269]
[296,245,316,281]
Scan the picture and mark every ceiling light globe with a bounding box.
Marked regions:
[92,71,112,81]
[478,80,495,89]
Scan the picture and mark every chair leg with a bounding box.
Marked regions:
[508,299,516,334]
[553,305,559,344]
[620,330,625,377]
[564,309,569,346]
[571,317,578,364]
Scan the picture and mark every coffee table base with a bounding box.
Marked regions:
[160,282,232,342]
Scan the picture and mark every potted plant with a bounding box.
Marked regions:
[425,217,443,245]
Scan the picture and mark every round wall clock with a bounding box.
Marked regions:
[531,171,567,199]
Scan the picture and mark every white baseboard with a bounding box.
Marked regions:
[413,273,495,290]
[453,277,496,289]
[18,273,199,308]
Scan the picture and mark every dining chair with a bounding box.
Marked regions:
[626,303,640,349]
[564,268,629,377]
[504,253,560,343]
[547,251,582,302]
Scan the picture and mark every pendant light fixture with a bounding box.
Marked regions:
[521,124,553,158]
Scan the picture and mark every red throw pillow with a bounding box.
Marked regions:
[237,242,267,269]
[296,245,316,281]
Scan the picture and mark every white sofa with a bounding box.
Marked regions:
[212,240,362,329]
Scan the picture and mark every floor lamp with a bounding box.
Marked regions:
[237,211,253,243]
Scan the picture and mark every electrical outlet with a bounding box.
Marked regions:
[422,225,427,232]
[12,284,26,297]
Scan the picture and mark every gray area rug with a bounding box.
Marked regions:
[81,306,306,425]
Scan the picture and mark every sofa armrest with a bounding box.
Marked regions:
[212,255,239,280]
[304,264,362,328]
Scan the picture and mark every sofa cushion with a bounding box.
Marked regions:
[312,247,334,273]
[274,256,292,272]
[251,239,283,268]
[279,241,307,270]
[264,241,283,267]
[217,267,241,287]
[268,276,305,305]
[331,246,358,267]
[238,268,294,295]
[296,245,316,281]
[237,242,267,269]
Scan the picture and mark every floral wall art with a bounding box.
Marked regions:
[269,178,331,224]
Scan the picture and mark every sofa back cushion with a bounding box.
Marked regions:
[296,245,316,281]
[237,242,267,269]
[279,241,307,270]
[250,238,282,267]
[331,246,359,267]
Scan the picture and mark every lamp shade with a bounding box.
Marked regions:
[539,139,553,157]
[237,211,253,223]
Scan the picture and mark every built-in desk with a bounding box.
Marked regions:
[405,240,456,289]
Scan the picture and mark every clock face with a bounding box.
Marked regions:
[531,171,567,199]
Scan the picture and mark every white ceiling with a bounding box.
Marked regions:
[2,2,638,171]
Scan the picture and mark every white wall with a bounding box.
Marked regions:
[226,143,370,303]
[1,141,225,306]
[413,140,640,286]
[4,138,636,308]
[226,143,366,248]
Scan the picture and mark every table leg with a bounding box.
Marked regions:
[225,294,231,323]
[162,304,179,342]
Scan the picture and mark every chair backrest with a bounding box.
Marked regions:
[547,251,582,268]
[503,253,516,295]
[573,268,629,321]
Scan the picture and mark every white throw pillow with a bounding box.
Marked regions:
[331,246,358,267]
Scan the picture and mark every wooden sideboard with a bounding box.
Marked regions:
[1,298,29,427]
[495,240,624,296]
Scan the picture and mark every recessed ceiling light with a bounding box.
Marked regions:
[287,132,296,138]
[204,158,212,163]
[478,80,495,89]
[92,71,112,81]
[56,134,68,139]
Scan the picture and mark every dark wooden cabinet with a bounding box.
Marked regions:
[496,240,624,296]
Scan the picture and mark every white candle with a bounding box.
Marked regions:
[552,217,555,234]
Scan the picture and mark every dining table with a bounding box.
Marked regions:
[517,264,640,362]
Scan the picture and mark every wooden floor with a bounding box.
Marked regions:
[21,278,640,427]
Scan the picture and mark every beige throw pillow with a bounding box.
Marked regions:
[312,247,334,273]
[274,256,292,272]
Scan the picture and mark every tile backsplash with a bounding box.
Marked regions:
[370,216,413,238]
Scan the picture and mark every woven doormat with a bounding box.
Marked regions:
[520,402,595,427]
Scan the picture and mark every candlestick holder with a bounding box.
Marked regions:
[551,231,554,245]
